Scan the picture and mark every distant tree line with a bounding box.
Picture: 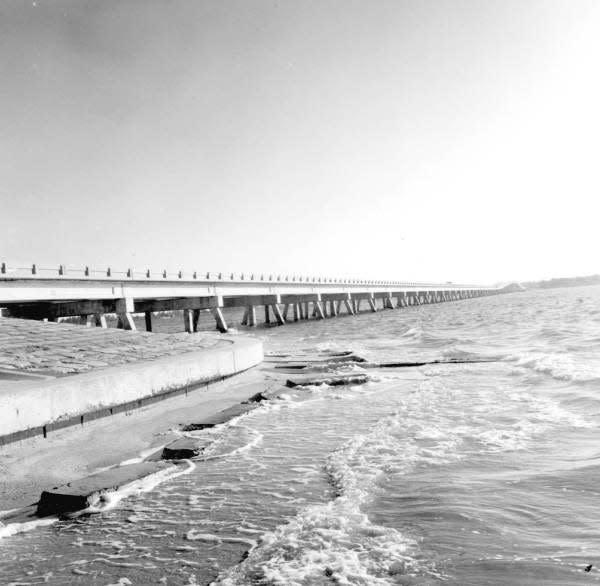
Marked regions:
[524,274,600,289]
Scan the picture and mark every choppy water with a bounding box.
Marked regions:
[2,286,600,585]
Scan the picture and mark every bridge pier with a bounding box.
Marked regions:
[211,308,228,333]
[94,313,107,328]
[344,299,355,315]
[115,298,136,330]
[183,308,195,333]
[271,304,285,325]
[79,315,94,327]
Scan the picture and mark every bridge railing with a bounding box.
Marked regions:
[0,262,492,290]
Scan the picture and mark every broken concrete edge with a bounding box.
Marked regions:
[265,353,366,365]
[0,461,189,525]
[0,336,263,446]
[285,373,369,388]
[36,461,188,518]
[172,388,288,436]
[179,402,261,432]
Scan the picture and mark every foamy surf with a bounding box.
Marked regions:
[212,413,446,585]
[0,460,198,541]
[71,459,197,516]
[0,517,58,540]
[507,351,600,382]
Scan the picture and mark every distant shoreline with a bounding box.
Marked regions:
[523,275,600,290]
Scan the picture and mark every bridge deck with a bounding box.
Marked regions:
[0,262,502,332]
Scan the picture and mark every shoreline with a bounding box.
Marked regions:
[0,316,265,513]
[0,367,271,512]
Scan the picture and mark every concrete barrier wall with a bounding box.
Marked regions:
[0,337,263,444]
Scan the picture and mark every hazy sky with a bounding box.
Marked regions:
[2,0,599,284]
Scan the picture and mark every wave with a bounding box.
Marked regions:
[212,414,447,585]
[507,351,600,383]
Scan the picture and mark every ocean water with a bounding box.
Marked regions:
[2,286,600,585]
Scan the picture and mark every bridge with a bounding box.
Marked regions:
[0,262,503,333]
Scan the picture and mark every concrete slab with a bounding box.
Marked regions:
[265,354,366,365]
[285,373,369,388]
[161,438,211,460]
[181,403,261,431]
[36,462,175,517]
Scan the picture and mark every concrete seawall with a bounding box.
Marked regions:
[0,335,263,445]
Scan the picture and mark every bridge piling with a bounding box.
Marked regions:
[211,308,228,333]
[183,308,195,333]
[271,304,285,326]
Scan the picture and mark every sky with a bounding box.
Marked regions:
[2,0,600,285]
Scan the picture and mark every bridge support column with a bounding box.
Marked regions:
[368,297,377,312]
[314,301,325,319]
[80,315,93,327]
[183,308,195,333]
[144,311,153,331]
[211,308,228,333]
[271,304,285,326]
[264,305,270,325]
[304,302,309,319]
[117,313,136,330]
[293,303,300,321]
[94,313,107,328]
[282,304,290,321]
[116,298,136,331]
[247,305,257,326]
[330,300,337,316]
[344,299,355,315]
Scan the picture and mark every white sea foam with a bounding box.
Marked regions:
[0,517,58,540]
[82,460,196,515]
[401,326,422,339]
[508,351,600,382]
[213,412,453,585]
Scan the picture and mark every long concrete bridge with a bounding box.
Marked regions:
[0,262,503,333]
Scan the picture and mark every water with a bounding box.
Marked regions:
[2,286,600,585]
